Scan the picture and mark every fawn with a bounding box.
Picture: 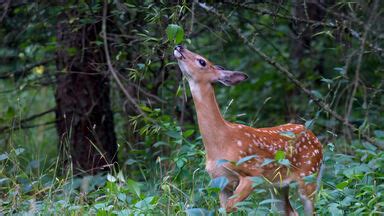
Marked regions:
[174,45,323,215]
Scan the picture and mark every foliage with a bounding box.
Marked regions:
[1,0,384,215]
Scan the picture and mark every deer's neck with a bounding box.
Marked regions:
[188,81,229,158]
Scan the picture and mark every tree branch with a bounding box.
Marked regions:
[0,58,55,79]
[0,108,55,133]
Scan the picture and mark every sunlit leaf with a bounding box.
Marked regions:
[166,24,184,44]
[274,150,285,161]
[107,174,116,183]
[336,181,349,190]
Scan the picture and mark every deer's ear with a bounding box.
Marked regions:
[217,70,248,86]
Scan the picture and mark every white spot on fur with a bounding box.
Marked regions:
[237,140,243,147]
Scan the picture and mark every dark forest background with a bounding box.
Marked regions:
[0,0,383,215]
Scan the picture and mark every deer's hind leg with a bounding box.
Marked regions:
[219,188,233,208]
[275,186,298,216]
[298,181,317,216]
[225,176,253,212]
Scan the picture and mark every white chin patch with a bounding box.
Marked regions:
[174,50,182,59]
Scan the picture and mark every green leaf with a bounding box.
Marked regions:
[185,208,214,216]
[183,129,194,138]
[236,155,258,166]
[320,77,333,84]
[209,176,228,191]
[305,119,314,129]
[106,174,116,183]
[0,153,8,161]
[328,203,343,216]
[166,130,182,139]
[250,176,264,187]
[261,158,274,167]
[127,179,141,197]
[336,181,349,190]
[166,24,184,44]
[5,107,15,119]
[279,131,296,139]
[135,196,155,208]
[259,199,282,205]
[274,150,285,161]
[278,159,290,167]
[310,90,323,99]
[216,159,230,166]
[15,148,25,156]
[303,174,317,183]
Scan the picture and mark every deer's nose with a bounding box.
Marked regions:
[174,45,183,51]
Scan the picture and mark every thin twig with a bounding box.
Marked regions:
[102,0,148,120]
[345,0,377,131]
[224,1,384,55]
[0,0,10,23]
[198,2,382,149]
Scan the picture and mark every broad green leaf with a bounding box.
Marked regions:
[209,176,228,191]
[166,130,182,139]
[166,24,184,44]
[127,179,141,197]
[328,203,343,216]
[135,196,155,208]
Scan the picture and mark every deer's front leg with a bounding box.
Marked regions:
[225,177,253,212]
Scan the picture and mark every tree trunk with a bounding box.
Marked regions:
[55,5,117,174]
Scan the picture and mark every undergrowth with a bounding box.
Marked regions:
[1,130,384,215]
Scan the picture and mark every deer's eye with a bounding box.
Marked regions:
[198,59,206,67]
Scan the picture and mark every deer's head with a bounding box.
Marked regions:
[174,45,248,86]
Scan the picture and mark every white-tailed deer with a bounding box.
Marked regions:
[174,45,323,215]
